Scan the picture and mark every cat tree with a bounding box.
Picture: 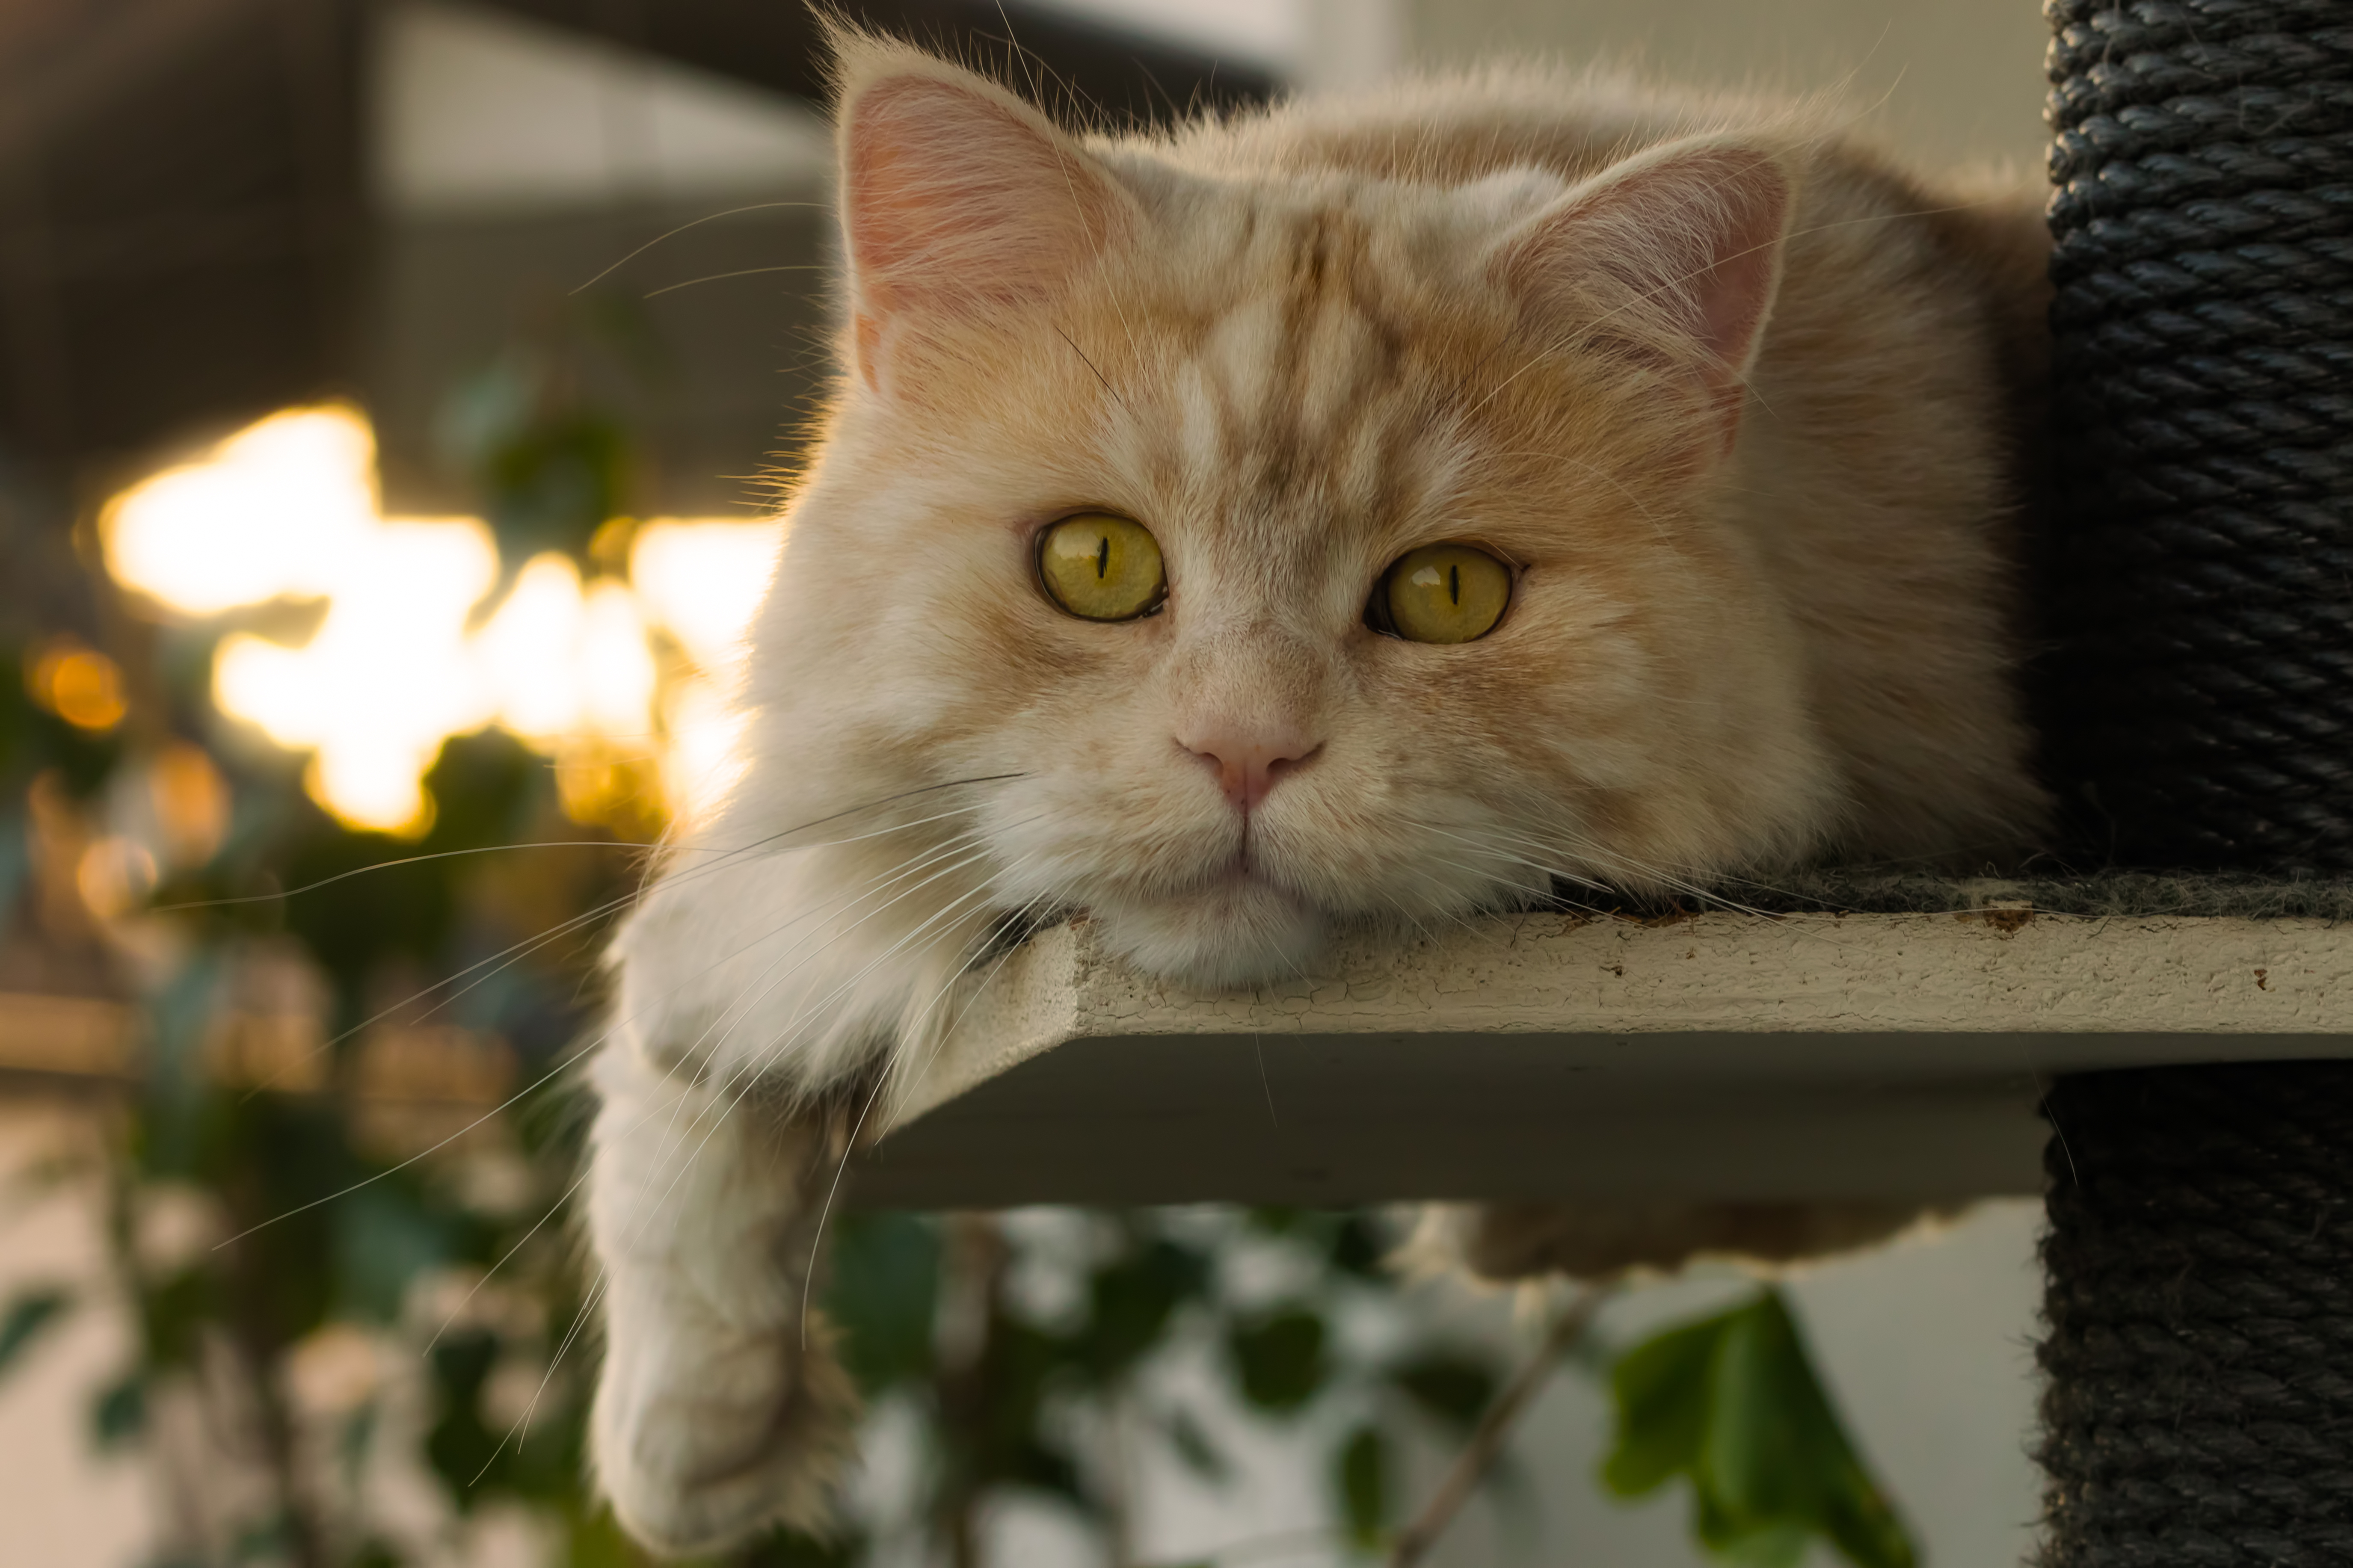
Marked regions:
[857,0,2353,1559]
[2035,0,2353,1559]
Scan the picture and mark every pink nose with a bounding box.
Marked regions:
[1180,726,1321,812]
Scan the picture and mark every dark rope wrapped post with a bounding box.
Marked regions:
[2037,2,2353,1559]
[2040,0,2353,872]
[2038,1065,2353,1564]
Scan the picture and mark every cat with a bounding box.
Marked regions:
[584,26,2051,1553]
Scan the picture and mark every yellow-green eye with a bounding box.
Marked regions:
[1037,513,1166,621]
[1376,543,1512,643]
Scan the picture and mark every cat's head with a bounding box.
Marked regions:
[739,37,1838,988]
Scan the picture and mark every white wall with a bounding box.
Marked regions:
[1407,0,2050,168]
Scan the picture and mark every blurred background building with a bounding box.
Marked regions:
[0,3,2053,1566]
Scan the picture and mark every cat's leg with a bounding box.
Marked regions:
[585,1038,859,1555]
[585,807,987,1550]
[1412,1200,1954,1284]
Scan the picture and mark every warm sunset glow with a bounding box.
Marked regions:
[629,520,780,677]
[475,554,658,743]
[214,517,499,833]
[103,407,379,615]
[98,406,778,836]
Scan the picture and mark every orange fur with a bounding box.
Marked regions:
[585,33,2051,1551]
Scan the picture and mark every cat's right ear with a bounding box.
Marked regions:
[830,33,1134,394]
[1491,139,1793,460]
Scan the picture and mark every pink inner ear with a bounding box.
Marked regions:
[1507,145,1793,383]
[844,75,1116,317]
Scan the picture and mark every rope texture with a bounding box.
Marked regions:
[2040,0,2353,871]
[2038,1063,2353,1565]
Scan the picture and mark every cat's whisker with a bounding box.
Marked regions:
[658,828,1031,1083]
[569,200,831,296]
[470,855,1031,1467]
[240,798,1016,1101]
[613,845,1033,1253]
[240,880,652,1100]
[797,871,1061,1345]
[422,1150,600,1358]
[664,822,1031,1067]
[619,886,1022,1362]
[476,1258,614,1487]
[1437,820,1873,943]
[643,263,831,300]
[152,840,668,914]
[215,790,1022,1245]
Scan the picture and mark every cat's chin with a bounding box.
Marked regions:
[1087,877,1330,991]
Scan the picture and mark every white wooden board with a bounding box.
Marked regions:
[850,908,2353,1206]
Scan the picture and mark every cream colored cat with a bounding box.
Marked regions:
[585,28,2049,1553]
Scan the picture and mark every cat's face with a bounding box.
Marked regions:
[736,50,1836,988]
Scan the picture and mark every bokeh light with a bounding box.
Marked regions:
[98,405,779,836]
[28,638,128,731]
[103,407,379,614]
[629,520,779,677]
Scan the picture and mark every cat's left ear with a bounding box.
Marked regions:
[1492,139,1793,457]
[831,34,1136,393]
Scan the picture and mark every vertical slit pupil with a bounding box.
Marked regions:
[1096,535,1110,580]
[1448,563,1460,605]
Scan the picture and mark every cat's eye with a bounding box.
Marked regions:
[1037,513,1167,621]
[1372,543,1513,643]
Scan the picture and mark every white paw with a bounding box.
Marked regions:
[593,1284,859,1555]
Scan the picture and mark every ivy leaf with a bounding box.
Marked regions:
[826,1213,940,1394]
[1079,1237,1210,1385]
[1600,1288,1917,1568]
[1225,1307,1328,1415]
[92,1372,146,1449]
[0,1288,72,1382]
[1387,1351,1499,1435]
[1336,1423,1389,1550]
[1601,1310,1718,1497]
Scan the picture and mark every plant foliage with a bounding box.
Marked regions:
[1602,1287,1917,1568]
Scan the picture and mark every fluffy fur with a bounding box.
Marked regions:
[585,30,2050,1553]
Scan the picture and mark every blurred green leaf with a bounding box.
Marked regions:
[1601,1288,1916,1568]
[1226,1307,1328,1416]
[827,1213,940,1393]
[1079,1237,1209,1385]
[424,1329,504,1507]
[1387,1352,1498,1434]
[557,1505,640,1568]
[1327,1213,1387,1279]
[1602,1310,1719,1497]
[335,1183,455,1324]
[1336,1423,1389,1550]
[92,1371,146,1448]
[0,1288,72,1381]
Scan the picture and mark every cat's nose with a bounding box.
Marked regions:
[1179,726,1321,812]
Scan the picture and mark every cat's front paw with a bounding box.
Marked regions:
[593,1275,859,1555]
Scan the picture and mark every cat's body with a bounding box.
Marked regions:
[587,34,2050,1553]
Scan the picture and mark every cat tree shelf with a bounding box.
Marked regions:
[851,895,2353,1208]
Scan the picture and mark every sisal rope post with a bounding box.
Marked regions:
[2036,3,2353,1560]
[2037,1065,2353,1564]
[2038,0,2353,873]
